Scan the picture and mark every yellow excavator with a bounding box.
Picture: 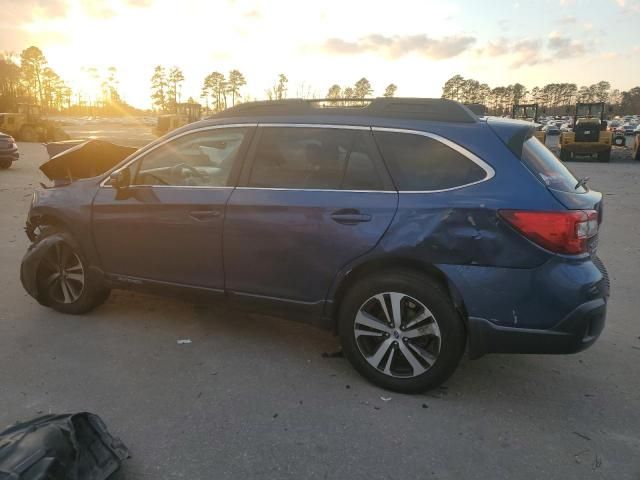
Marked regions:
[511,104,546,143]
[559,102,613,162]
[0,104,68,142]
[153,102,202,137]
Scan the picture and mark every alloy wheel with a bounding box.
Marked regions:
[40,242,85,304]
[354,292,441,378]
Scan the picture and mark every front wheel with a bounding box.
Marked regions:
[36,233,110,314]
[597,149,611,163]
[338,271,465,393]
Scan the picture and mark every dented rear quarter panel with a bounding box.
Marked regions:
[327,121,601,330]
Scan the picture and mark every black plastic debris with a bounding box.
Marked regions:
[0,412,129,480]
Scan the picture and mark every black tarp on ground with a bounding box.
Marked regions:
[41,140,136,181]
[0,412,129,480]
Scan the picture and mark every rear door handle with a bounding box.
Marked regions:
[189,209,222,221]
[330,209,372,225]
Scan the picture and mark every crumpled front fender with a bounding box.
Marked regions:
[20,232,69,302]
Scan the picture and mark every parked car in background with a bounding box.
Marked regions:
[607,120,621,131]
[621,124,636,135]
[20,98,609,393]
[634,124,640,134]
[543,124,561,135]
[0,132,19,169]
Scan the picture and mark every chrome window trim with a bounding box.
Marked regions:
[372,126,496,193]
[235,186,396,194]
[258,123,370,130]
[99,123,258,188]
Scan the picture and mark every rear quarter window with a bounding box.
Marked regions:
[521,137,585,193]
[373,130,489,191]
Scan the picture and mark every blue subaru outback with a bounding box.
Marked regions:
[21,98,609,392]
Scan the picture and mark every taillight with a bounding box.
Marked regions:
[499,210,598,254]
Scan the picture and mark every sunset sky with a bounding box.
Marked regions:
[3,0,639,109]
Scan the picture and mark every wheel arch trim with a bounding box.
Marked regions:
[326,256,469,330]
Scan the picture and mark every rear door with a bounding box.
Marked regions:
[223,124,398,307]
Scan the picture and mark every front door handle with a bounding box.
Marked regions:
[189,209,221,221]
[330,209,372,225]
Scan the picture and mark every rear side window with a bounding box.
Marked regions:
[248,127,387,190]
[373,131,487,191]
[521,137,585,193]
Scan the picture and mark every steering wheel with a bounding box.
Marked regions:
[171,163,206,183]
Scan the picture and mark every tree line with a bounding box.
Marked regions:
[441,74,639,116]
[150,70,399,113]
[0,46,134,115]
[0,47,72,113]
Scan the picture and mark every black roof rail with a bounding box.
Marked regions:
[211,97,478,123]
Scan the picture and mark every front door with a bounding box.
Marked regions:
[223,125,398,306]
[92,125,254,290]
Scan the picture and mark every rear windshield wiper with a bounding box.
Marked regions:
[575,176,589,190]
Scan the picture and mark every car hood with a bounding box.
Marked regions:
[41,139,137,181]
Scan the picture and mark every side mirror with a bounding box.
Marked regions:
[108,168,130,189]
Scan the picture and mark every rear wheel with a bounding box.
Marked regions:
[597,149,611,163]
[338,270,465,393]
[0,159,11,169]
[560,149,571,162]
[36,230,110,314]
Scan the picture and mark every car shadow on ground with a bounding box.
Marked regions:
[87,289,603,406]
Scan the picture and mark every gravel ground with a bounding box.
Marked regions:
[0,141,639,480]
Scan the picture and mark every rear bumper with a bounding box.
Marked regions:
[467,298,606,358]
[0,149,19,161]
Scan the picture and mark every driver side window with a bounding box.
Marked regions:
[132,127,249,187]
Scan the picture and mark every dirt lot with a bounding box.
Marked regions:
[0,140,639,480]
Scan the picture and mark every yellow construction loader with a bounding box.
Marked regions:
[559,102,612,162]
[153,102,202,137]
[511,104,546,143]
[0,104,68,142]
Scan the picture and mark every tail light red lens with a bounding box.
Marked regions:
[499,210,598,254]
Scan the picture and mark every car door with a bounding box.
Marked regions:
[92,125,255,291]
[223,124,398,309]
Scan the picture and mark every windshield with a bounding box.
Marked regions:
[521,137,586,193]
[576,104,603,118]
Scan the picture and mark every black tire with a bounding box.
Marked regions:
[597,149,611,163]
[19,126,38,143]
[0,159,11,169]
[560,149,571,162]
[338,270,465,393]
[35,227,110,314]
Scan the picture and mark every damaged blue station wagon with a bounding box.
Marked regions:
[21,98,610,393]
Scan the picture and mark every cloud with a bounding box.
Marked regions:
[124,0,154,6]
[243,9,261,18]
[322,33,476,60]
[614,0,640,12]
[557,15,577,23]
[478,38,546,67]
[478,32,590,67]
[547,33,587,57]
[4,0,68,20]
